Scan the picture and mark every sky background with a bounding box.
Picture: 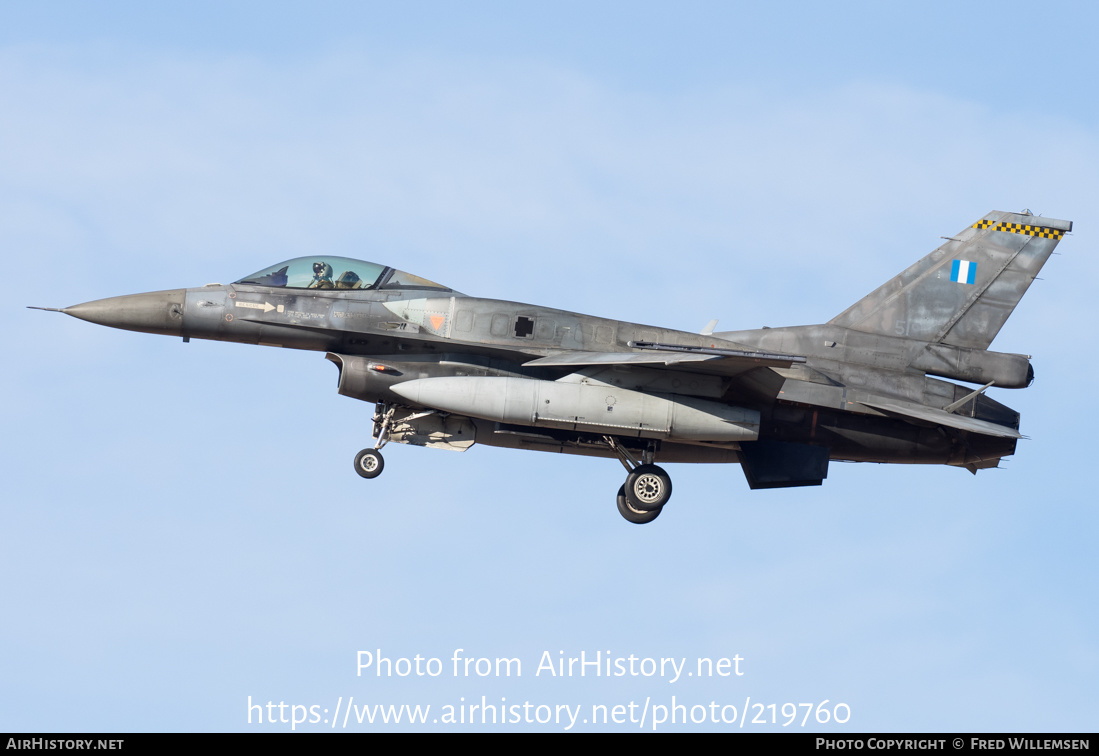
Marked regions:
[2,0,1096,732]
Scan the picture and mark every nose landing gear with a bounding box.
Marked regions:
[354,448,384,478]
[353,403,396,480]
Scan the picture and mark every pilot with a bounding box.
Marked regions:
[309,261,334,289]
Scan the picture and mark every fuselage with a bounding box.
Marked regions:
[60,277,1018,469]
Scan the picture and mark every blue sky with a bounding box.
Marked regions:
[2,1,1097,732]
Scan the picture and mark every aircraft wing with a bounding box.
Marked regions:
[857,400,1023,439]
[523,342,805,376]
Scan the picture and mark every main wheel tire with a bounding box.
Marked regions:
[625,464,672,511]
[354,448,384,479]
[617,485,661,524]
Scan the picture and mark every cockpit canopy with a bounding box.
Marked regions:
[235,256,451,292]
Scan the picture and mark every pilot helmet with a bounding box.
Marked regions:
[312,261,333,280]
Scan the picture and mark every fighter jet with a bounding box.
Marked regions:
[33,210,1070,523]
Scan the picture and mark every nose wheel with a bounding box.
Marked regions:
[353,403,397,480]
[354,448,384,479]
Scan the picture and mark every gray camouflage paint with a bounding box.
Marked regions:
[46,210,1071,497]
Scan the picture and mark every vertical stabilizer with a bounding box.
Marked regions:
[829,211,1071,349]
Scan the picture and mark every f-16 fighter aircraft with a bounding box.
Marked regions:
[34,210,1070,523]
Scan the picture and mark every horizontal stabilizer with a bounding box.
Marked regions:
[858,400,1022,439]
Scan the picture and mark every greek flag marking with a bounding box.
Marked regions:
[951,259,977,285]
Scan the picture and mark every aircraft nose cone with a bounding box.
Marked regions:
[63,289,186,336]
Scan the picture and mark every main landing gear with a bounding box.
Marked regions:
[605,437,672,524]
